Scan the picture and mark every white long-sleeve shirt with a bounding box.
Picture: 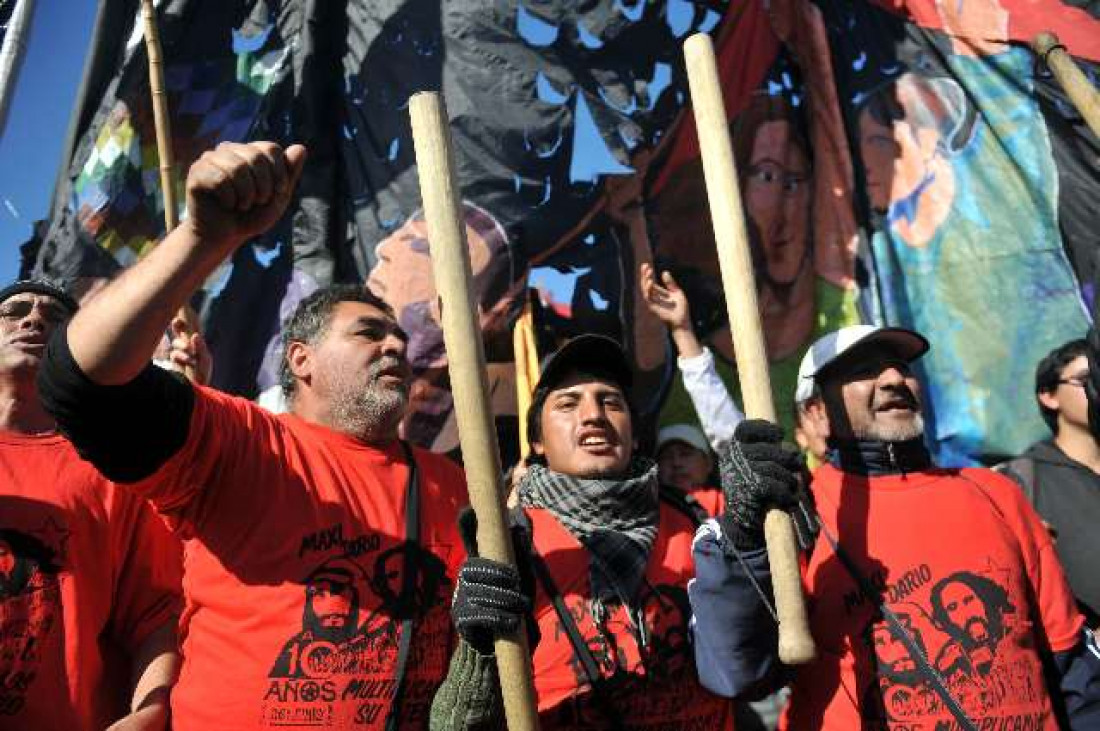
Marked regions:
[678,347,744,452]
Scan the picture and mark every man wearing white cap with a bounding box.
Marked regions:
[690,325,1100,729]
[655,423,722,520]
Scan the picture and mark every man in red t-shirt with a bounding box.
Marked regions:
[432,335,734,730]
[40,142,469,729]
[0,279,182,730]
[690,325,1100,730]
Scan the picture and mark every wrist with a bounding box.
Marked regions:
[670,326,703,358]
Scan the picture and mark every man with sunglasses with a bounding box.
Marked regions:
[690,325,1100,729]
[998,339,1100,629]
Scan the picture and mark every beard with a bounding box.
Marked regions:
[857,413,925,442]
[327,356,409,439]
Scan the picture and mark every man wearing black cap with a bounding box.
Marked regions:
[689,325,1100,729]
[432,335,734,730]
[0,279,182,730]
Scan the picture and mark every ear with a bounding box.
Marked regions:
[531,440,545,456]
[1036,390,1060,415]
[286,341,314,387]
[805,398,831,439]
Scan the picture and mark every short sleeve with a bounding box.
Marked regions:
[966,468,1084,653]
[108,488,184,653]
[128,386,285,530]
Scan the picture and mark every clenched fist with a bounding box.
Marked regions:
[183,141,307,250]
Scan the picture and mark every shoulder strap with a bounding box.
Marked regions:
[815,515,978,731]
[385,441,420,731]
[515,507,626,731]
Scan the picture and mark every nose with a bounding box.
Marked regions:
[876,364,910,392]
[381,331,407,358]
[578,393,605,423]
[19,300,49,330]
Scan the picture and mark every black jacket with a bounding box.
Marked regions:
[999,440,1100,626]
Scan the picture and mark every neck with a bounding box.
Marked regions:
[828,436,932,476]
[0,378,55,434]
[1053,425,1100,473]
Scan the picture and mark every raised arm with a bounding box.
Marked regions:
[68,142,306,385]
[640,262,744,449]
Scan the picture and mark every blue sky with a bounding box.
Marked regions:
[0,0,95,283]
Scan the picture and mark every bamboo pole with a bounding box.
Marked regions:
[409,91,541,731]
[140,0,201,381]
[684,32,816,665]
[1032,33,1100,141]
[140,0,178,229]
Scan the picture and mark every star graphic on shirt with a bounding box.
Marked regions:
[32,517,71,565]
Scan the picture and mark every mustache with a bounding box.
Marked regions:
[874,387,919,411]
[366,356,409,386]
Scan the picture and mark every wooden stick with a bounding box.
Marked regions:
[683,32,816,666]
[409,91,541,731]
[1032,33,1100,141]
[140,0,179,230]
[141,0,202,382]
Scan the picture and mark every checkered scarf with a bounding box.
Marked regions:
[518,459,659,610]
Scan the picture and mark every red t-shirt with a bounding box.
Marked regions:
[130,386,468,730]
[523,502,734,730]
[0,431,182,731]
[687,484,724,518]
[782,465,1083,730]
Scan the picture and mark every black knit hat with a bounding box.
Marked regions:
[0,280,79,314]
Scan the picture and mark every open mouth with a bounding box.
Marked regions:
[876,397,916,413]
[577,431,617,453]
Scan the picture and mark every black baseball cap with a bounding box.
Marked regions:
[0,279,79,314]
[533,334,633,394]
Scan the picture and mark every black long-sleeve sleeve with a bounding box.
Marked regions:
[38,323,194,482]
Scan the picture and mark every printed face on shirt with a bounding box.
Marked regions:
[0,293,71,378]
[819,346,924,442]
[304,301,412,436]
[533,370,633,479]
[308,578,356,630]
[657,441,711,490]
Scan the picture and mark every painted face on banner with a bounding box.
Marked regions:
[744,119,812,287]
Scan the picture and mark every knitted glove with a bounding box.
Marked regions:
[451,507,532,654]
[719,419,804,550]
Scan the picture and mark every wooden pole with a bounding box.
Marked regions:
[1032,33,1100,141]
[683,32,816,665]
[140,0,179,230]
[409,91,541,731]
[140,0,201,382]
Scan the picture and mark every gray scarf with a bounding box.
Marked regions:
[518,460,659,613]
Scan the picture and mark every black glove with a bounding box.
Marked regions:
[719,419,804,550]
[451,507,533,654]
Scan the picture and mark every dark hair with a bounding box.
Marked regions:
[1035,338,1088,433]
[525,364,636,466]
[929,572,1013,643]
[279,284,394,398]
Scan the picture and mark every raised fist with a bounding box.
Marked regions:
[184,141,307,250]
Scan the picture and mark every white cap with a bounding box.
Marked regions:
[656,424,710,456]
[794,325,929,404]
